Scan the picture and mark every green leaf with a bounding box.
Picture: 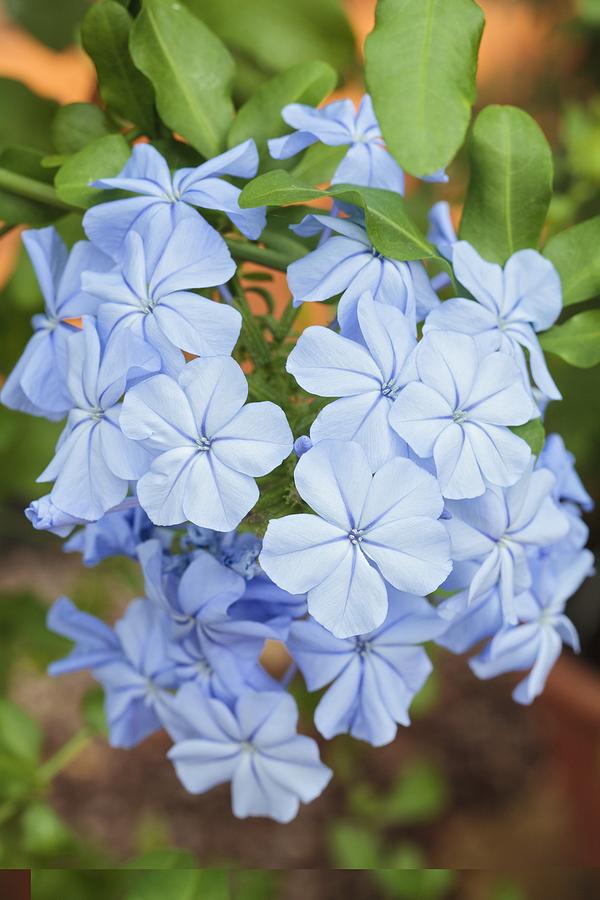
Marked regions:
[227,61,337,162]
[0,699,42,764]
[239,171,438,262]
[54,134,131,208]
[365,0,484,177]
[52,103,115,155]
[540,310,600,368]
[0,146,61,225]
[126,849,199,869]
[543,216,600,307]
[21,802,73,856]
[6,0,88,51]
[184,0,355,83]
[510,418,545,456]
[0,79,58,152]
[81,0,155,134]
[130,0,235,158]
[460,105,554,264]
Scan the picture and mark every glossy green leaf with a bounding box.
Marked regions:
[0,79,58,152]
[6,0,88,50]
[184,0,354,80]
[239,172,438,262]
[52,103,114,155]
[540,310,600,368]
[227,61,337,161]
[510,418,545,456]
[130,0,235,157]
[54,134,130,208]
[460,105,554,264]
[0,146,61,225]
[81,1,155,134]
[365,0,484,176]
[543,216,600,307]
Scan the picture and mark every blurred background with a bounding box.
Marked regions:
[0,0,599,896]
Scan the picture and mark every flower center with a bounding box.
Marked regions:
[452,409,467,424]
[348,527,364,545]
[89,407,105,421]
[380,379,399,398]
[241,740,256,754]
[140,292,158,314]
[195,435,212,452]
[354,637,371,656]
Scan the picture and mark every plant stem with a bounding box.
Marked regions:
[38,727,92,784]
[226,239,291,272]
[0,168,74,211]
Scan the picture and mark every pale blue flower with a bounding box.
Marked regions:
[389,331,535,499]
[181,526,262,579]
[260,440,451,638]
[268,94,447,193]
[37,319,158,521]
[469,545,591,704]
[436,587,504,654]
[83,140,266,258]
[25,494,87,538]
[424,241,563,399]
[286,293,415,470]
[287,212,439,338]
[166,684,332,822]
[427,201,457,261]
[1,227,111,419]
[289,591,446,747]
[81,215,240,374]
[445,464,570,624]
[49,596,178,748]
[120,356,293,531]
[537,433,593,511]
[64,499,158,565]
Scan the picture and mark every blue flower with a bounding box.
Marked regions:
[436,587,504,654]
[181,526,262,579]
[268,94,447,193]
[166,684,332,822]
[469,544,591,704]
[537,433,593,511]
[227,573,307,635]
[427,201,457,261]
[289,591,446,747]
[48,596,178,748]
[286,293,415,470]
[389,331,535,499]
[64,499,158,565]
[260,440,451,638]
[424,241,563,399]
[37,319,159,521]
[286,212,439,338]
[81,215,240,374]
[83,140,266,258]
[1,227,111,419]
[25,494,87,537]
[445,464,570,624]
[120,356,293,531]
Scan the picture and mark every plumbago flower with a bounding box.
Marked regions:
[288,591,446,746]
[445,464,570,624]
[1,227,111,419]
[286,293,414,470]
[286,212,439,337]
[166,684,332,823]
[82,215,240,374]
[37,319,158,521]
[389,330,535,499]
[260,440,451,638]
[120,356,293,531]
[424,241,563,399]
[83,140,266,257]
[48,596,178,748]
[268,94,447,192]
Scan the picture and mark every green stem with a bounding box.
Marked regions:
[226,239,291,272]
[0,168,74,211]
[38,727,92,784]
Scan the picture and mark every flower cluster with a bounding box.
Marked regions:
[4,94,593,823]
